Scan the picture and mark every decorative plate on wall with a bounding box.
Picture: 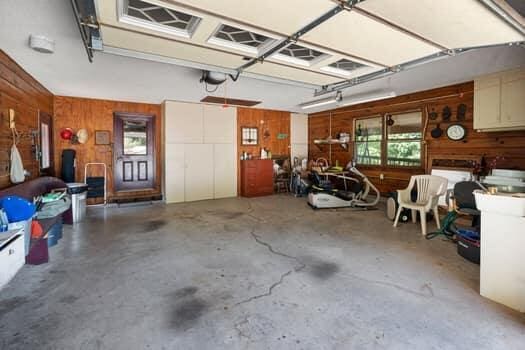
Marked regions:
[446,124,466,141]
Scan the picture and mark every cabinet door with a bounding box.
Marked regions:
[214,143,237,198]
[185,144,214,202]
[473,76,501,130]
[203,105,236,144]
[164,101,203,144]
[164,143,185,203]
[501,70,525,126]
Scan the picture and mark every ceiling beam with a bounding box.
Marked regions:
[235,0,366,75]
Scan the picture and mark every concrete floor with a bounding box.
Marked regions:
[0,195,524,349]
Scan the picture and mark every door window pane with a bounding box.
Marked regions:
[354,116,382,165]
[124,120,147,155]
[386,111,422,167]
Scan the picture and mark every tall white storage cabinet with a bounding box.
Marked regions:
[163,101,237,203]
[291,113,309,160]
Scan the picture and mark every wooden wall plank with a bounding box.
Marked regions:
[0,50,53,189]
[236,107,291,193]
[53,96,162,202]
[309,82,525,193]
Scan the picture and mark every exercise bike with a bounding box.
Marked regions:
[307,164,380,209]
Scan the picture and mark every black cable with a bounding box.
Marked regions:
[205,82,219,93]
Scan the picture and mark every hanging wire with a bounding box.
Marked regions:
[205,82,219,93]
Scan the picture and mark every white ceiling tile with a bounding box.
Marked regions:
[101,25,246,69]
[302,10,441,66]
[246,62,342,86]
[170,0,336,35]
[357,0,524,49]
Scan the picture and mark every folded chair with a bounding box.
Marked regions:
[393,175,448,236]
[425,181,484,239]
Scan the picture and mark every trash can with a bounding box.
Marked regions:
[66,183,88,223]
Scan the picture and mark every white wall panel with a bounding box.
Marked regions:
[203,104,236,144]
[291,113,309,161]
[184,144,214,202]
[164,143,186,203]
[291,113,308,144]
[213,143,237,198]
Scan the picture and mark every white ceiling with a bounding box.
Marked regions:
[0,0,524,113]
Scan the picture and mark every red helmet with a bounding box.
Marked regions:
[60,128,73,140]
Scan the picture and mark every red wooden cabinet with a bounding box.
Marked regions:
[240,159,273,197]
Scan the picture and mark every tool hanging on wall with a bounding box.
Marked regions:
[8,109,25,183]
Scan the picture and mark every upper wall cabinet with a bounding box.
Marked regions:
[203,105,236,144]
[164,101,204,143]
[474,68,525,132]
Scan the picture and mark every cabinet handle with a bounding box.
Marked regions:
[9,249,15,255]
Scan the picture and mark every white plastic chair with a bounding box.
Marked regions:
[393,175,448,236]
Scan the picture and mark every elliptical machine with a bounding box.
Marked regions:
[307,162,380,209]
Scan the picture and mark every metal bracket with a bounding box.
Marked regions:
[314,40,525,96]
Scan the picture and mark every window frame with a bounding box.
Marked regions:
[353,114,383,167]
[353,110,424,170]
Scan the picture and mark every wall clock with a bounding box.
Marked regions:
[446,124,466,141]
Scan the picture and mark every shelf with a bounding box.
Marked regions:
[313,138,349,150]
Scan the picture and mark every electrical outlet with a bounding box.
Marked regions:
[380,173,385,180]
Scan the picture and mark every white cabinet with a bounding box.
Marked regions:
[204,105,235,144]
[164,143,185,203]
[0,232,25,290]
[214,143,236,199]
[163,101,237,203]
[185,144,214,202]
[290,113,309,160]
[165,101,203,143]
[501,69,525,126]
[474,68,525,132]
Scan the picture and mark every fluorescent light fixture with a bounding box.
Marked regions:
[300,90,395,110]
[299,95,338,109]
[339,90,396,107]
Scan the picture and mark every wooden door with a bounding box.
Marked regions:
[38,111,54,176]
[114,112,155,191]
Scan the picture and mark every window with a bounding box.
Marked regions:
[272,43,329,66]
[241,127,258,145]
[121,0,201,38]
[386,111,422,167]
[321,58,368,76]
[354,111,423,167]
[123,120,147,155]
[354,116,382,165]
[209,25,275,54]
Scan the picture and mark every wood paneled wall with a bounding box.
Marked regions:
[0,50,54,189]
[53,96,162,201]
[236,107,291,192]
[309,82,525,193]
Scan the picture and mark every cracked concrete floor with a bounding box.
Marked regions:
[1,195,524,349]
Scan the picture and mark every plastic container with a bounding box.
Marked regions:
[0,196,36,222]
[457,228,480,264]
